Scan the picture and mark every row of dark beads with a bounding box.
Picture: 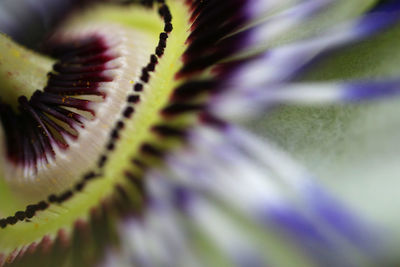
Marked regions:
[97,1,174,169]
[0,201,48,228]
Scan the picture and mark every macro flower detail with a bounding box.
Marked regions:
[0,0,399,266]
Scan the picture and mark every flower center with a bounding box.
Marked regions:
[0,1,187,211]
[0,23,157,203]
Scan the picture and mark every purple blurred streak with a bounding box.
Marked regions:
[0,0,100,49]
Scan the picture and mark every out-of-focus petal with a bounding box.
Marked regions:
[0,0,97,48]
[114,122,392,266]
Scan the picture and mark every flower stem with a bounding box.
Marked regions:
[0,33,55,108]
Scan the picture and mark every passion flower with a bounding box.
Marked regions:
[0,0,400,266]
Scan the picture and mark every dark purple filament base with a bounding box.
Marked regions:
[0,35,114,170]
